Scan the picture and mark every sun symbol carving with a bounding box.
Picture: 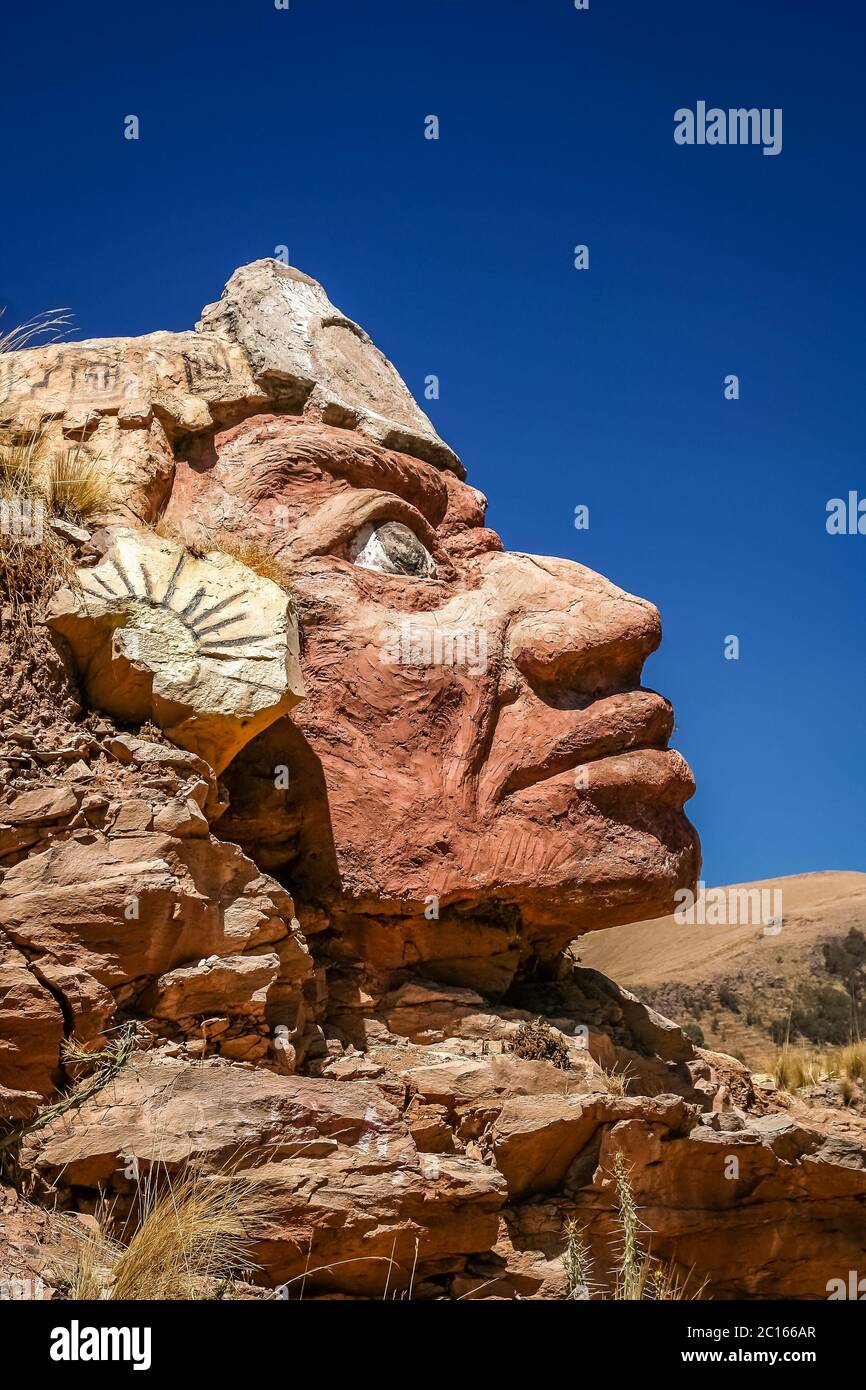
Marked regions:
[79,549,271,660]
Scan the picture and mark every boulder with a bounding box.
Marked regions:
[0,812,311,1060]
[143,952,280,1020]
[582,1109,866,1299]
[491,1091,693,1198]
[48,527,303,773]
[197,259,461,474]
[23,1056,506,1296]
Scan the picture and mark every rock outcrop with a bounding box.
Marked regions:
[0,260,459,526]
[197,260,461,474]
[15,978,866,1300]
[0,741,316,1096]
[2,260,701,988]
[1,260,861,1301]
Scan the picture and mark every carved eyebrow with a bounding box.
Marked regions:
[341,458,448,526]
[229,425,450,527]
[319,493,439,554]
[282,489,455,579]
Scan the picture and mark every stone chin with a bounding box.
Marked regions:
[316,754,699,951]
[220,671,700,992]
[488,746,701,937]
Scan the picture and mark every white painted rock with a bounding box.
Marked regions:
[197,259,461,474]
[48,528,303,772]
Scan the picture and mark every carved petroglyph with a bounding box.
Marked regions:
[47,528,303,772]
[0,339,249,415]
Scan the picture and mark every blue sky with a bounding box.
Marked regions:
[3,0,864,886]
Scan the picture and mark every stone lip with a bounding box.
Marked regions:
[196,259,462,476]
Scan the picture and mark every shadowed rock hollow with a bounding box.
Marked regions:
[1,261,864,1300]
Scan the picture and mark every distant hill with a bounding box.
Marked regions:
[576,872,866,1067]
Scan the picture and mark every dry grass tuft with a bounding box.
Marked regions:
[767,1040,866,1096]
[212,534,289,587]
[839,1076,857,1105]
[112,1167,271,1300]
[596,1062,634,1096]
[0,312,115,623]
[58,1164,273,1301]
[770,1046,816,1092]
[0,432,114,525]
[62,1207,115,1301]
[838,1042,866,1081]
[0,430,115,622]
[148,516,207,557]
[0,521,70,622]
[0,309,73,356]
[149,518,290,589]
[37,442,114,524]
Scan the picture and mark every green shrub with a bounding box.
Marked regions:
[718,986,740,1013]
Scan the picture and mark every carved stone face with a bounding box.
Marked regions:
[166,413,699,985]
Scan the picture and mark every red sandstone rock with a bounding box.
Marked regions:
[22,1055,506,1296]
[165,412,699,985]
[143,952,280,1020]
[0,771,313,1071]
[1,261,859,1304]
[0,937,64,1112]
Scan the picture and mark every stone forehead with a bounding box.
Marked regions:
[0,259,461,479]
[208,416,454,525]
[198,260,461,474]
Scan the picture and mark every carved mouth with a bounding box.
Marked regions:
[488,688,680,805]
[506,746,696,814]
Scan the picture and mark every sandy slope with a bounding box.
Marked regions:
[579,871,866,986]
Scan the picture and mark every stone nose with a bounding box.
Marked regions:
[505,555,662,697]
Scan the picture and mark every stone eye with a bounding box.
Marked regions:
[349,520,435,577]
